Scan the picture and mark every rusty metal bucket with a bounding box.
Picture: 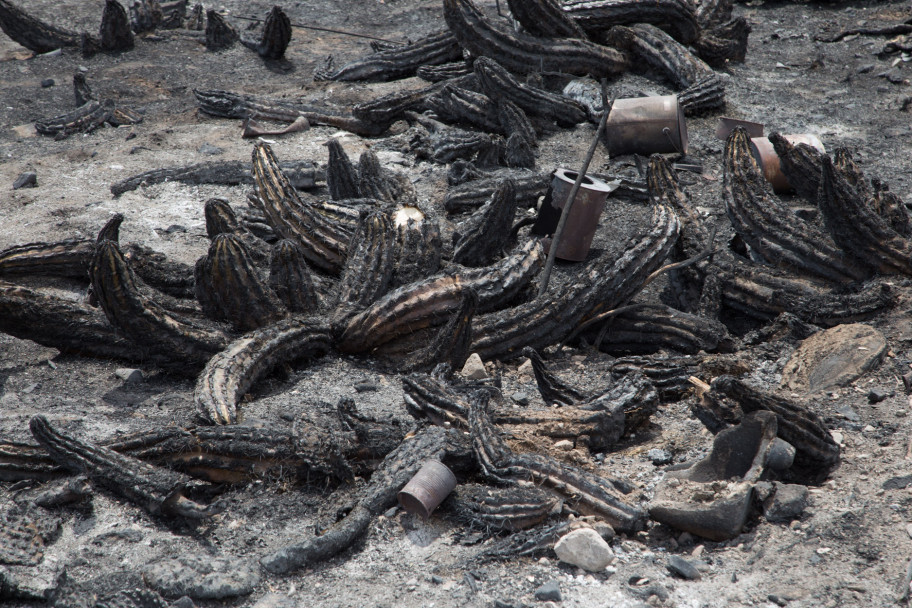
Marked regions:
[749,134,825,193]
[604,95,688,157]
[397,459,457,520]
[531,168,618,262]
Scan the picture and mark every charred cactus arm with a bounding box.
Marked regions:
[239,5,291,60]
[604,23,713,89]
[506,0,588,39]
[449,483,561,531]
[444,171,550,213]
[195,317,332,425]
[443,0,627,77]
[332,209,396,326]
[91,240,229,374]
[29,416,223,519]
[469,394,646,533]
[723,127,870,283]
[397,288,477,373]
[562,0,700,45]
[0,239,95,280]
[35,100,111,138]
[0,0,82,53]
[269,239,323,314]
[453,178,519,267]
[318,30,462,82]
[325,139,362,201]
[521,346,590,405]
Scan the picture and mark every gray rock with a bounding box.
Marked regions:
[868,387,891,403]
[142,555,260,599]
[511,391,530,405]
[461,353,488,380]
[170,597,196,608]
[41,78,55,87]
[553,439,573,451]
[534,580,561,602]
[647,448,672,466]
[780,324,887,393]
[115,368,143,384]
[666,555,701,580]
[198,143,223,155]
[763,482,809,522]
[554,528,613,572]
[13,171,37,189]
[592,521,615,542]
[252,593,297,608]
[354,381,378,392]
[765,438,796,471]
[835,404,859,422]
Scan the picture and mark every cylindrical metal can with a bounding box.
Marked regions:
[397,459,457,520]
[604,95,688,156]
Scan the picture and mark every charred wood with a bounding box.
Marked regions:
[444,170,549,213]
[0,0,81,53]
[204,10,238,51]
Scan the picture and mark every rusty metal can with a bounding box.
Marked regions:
[749,134,825,193]
[531,168,618,262]
[604,95,688,157]
[397,459,457,520]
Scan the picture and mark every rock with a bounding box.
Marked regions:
[170,597,196,608]
[868,387,891,403]
[115,368,143,384]
[252,594,296,608]
[461,353,488,380]
[553,440,574,451]
[780,324,887,393]
[765,438,796,471]
[354,381,378,392]
[517,358,533,376]
[511,391,530,405]
[12,171,37,189]
[835,404,859,422]
[534,580,561,602]
[762,482,808,522]
[647,448,672,466]
[198,143,223,155]
[554,528,614,572]
[142,554,260,599]
[41,78,55,87]
[592,521,615,542]
[666,555,701,580]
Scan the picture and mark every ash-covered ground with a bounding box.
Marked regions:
[1,1,912,607]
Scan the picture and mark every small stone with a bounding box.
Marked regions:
[857,64,875,73]
[12,171,37,189]
[461,353,488,380]
[354,382,378,393]
[763,483,809,522]
[40,78,55,88]
[666,555,701,580]
[592,522,615,542]
[430,575,443,585]
[765,438,796,470]
[647,448,672,466]
[387,120,409,135]
[198,143,223,155]
[252,593,295,608]
[554,528,614,572]
[830,430,844,446]
[677,532,694,545]
[867,387,891,403]
[517,358,533,376]
[511,391,530,405]
[553,440,574,451]
[115,368,143,384]
[383,506,398,518]
[534,580,561,602]
[835,404,860,422]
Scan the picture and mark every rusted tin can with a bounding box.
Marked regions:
[749,134,825,193]
[397,459,457,520]
[531,168,618,262]
[604,95,688,156]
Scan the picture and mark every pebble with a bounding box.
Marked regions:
[142,554,260,599]
[252,594,295,608]
[554,440,574,451]
[40,78,55,87]
[646,448,672,466]
[461,353,488,380]
[115,368,143,384]
[554,528,614,572]
[517,358,533,376]
[592,521,615,542]
[511,391,530,405]
[534,580,561,602]
[765,438,796,470]
[198,143,223,155]
[12,171,37,189]
[354,382,378,392]
[780,324,887,393]
[666,555,701,580]
[430,575,443,585]
[170,597,196,608]
[868,387,891,403]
